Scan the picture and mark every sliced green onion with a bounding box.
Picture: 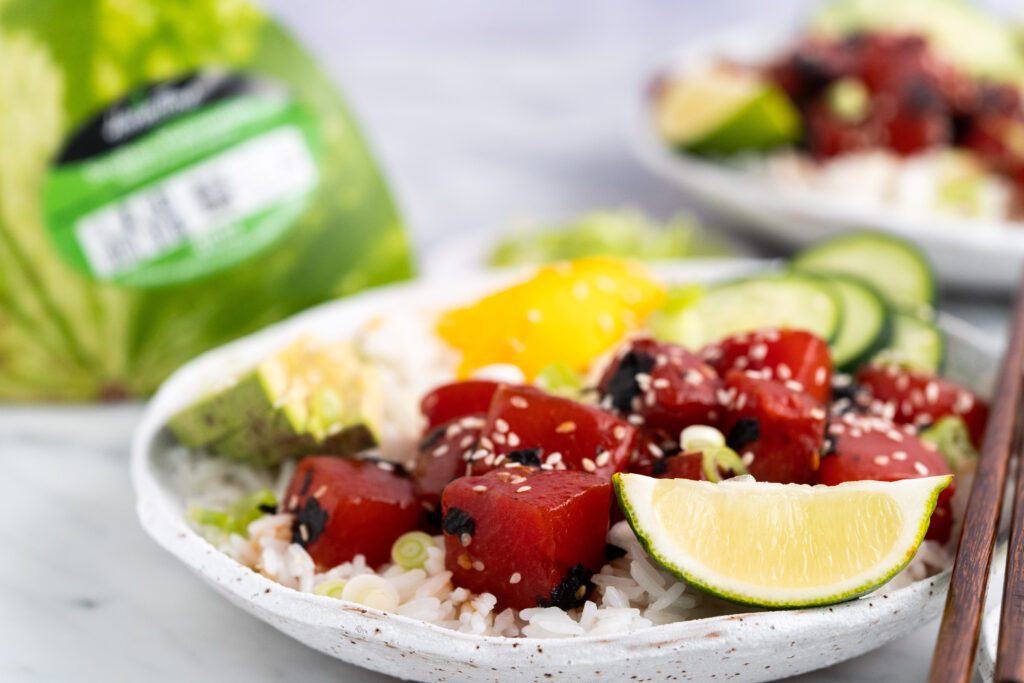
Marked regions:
[920,416,978,473]
[701,445,748,483]
[535,362,584,397]
[313,578,348,599]
[186,488,277,538]
[391,531,435,569]
[826,77,869,123]
[680,425,726,453]
[341,574,400,611]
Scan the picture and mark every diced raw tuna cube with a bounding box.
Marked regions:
[441,467,611,610]
[471,385,636,479]
[420,380,505,431]
[284,456,420,568]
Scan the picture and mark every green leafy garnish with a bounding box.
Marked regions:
[535,362,584,397]
[920,416,978,473]
[488,209,728,267]
[187,488,277,538]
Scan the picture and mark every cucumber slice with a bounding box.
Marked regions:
[873,311,945,373]
[793,232,935,312]
[824,275,892,371]
[653,272,842,350]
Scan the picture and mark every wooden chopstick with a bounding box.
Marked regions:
[928,275,1024,683]
[996,403,1024,681]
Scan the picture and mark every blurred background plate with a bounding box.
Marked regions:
[630,27,1024,293]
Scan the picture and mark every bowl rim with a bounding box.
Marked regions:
[131,259,997,666]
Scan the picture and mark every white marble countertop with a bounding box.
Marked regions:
[0,0,1015,681]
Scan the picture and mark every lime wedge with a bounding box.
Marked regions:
[653,67,801,155]
[614,473,951,607]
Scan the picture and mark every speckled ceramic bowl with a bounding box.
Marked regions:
[132,261,1000,682]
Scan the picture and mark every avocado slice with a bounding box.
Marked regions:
[168,336,383,465]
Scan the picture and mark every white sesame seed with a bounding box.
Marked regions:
[652,378,670,390]
[954,391,974,414]
[595,451,611,467]
[627,414,645,426]
[613,425,627,440]
[376,461,395,472]
[925,382,940,404]
[829,424,846,436]
[573,282,589,300]
[510,397,529,409]
[526,309,542,324]
[509,572,522,584]
[896,375,910,391]
[785,380,804,393]
[874,455,890,466]
[517,485,532,493]
[734,356,749,370]
[776,363,792,380]
[472,485,488,492]
[461,533,472,546]
[892,451,907,461]
[507,433,521,447]
[815,367,827,386]
[914,462,929,476]
[581,458,597,472]
[471,449,489,461]
[446,423,463,438]
[750,343,768,361]
[299,524,309,542]
[556,421,577,434]
[647,442,664,457]
[492,433,506,445]
[313,485,327,499]
[546,452,563,465]
[495,419,510,433]
[810,408,826,420]
[741,451,755,466]
[473,560,485,571]
[480,437,494,450]
[433,444,450,457]
[460,435,476,449]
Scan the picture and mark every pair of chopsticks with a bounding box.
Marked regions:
[929,276,1024,683]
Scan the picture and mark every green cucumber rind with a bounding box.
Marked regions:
[792,231,936,311]
[873,311,946,374]
[814,273,893,372]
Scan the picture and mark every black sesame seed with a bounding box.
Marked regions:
[257,503,278,514]
[442,507,476,537]
[726,418,760,451]
[298,467,314,496]
[418,425,446,452]
[292,497,328,546]
[605,544,627,561]
[651,458,669,476]
[604,350,655,414]
[537,564,592,610]
[507,448,543,467]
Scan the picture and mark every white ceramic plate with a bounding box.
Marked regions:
[630,27,1024,293]
[132,261,999,683]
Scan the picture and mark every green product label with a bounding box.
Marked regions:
[42,73,322,287]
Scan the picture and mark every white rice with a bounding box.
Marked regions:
[170,446,950,639]
[736,148,1016,222]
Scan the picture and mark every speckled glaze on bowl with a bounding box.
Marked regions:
[132,261,1000,683]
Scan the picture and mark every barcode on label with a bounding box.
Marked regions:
[75,126,317,278]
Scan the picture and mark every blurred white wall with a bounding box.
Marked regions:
[261,0,1024,260]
